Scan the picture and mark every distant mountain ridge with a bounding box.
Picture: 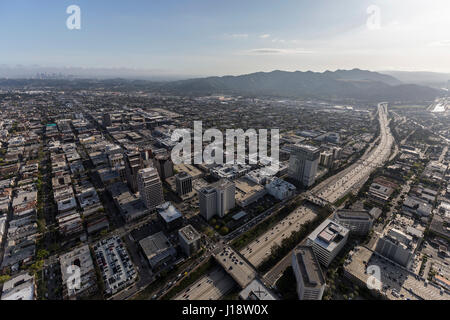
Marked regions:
[0,68,444,102]
[153,68,441,102]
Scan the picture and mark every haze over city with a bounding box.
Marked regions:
[1,0,450,78]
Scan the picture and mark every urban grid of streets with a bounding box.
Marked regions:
[1,91,449,302]
[172,103,397,296]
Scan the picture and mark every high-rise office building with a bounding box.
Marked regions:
[175,172,192,196]
[198,186,217,221]
[306,219,349,267]
[288,144,320,187]
[125,151,143,193]
[178,224,202,257]
[375,228,414,267]
[153,153,174,180]
[319,151,333,168]
[198,179,235,221]
[103,113,112,127]
[292,246,326,300]
[137,167,164,210]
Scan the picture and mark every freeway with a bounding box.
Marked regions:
[240,205,317,267]
[263,102,395,287]
[224,194,298,242]
[313,103,394,203]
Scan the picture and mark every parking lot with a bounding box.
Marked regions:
[240,205,316,267]
[93,236,138,297]
[345,246,449,300]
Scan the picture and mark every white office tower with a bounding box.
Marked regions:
[198,179,235,221]
[137,167,164,210]
[175,172,192,196]
[288,144,320,187]
[306,219,349,267]
[292,246,326,300]
[375,228,414,267]
[215,179,235,217]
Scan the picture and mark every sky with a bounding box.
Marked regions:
[1,0,450,77]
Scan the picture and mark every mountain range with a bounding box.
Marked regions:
[149,69,443,102]
[0,68,446,102]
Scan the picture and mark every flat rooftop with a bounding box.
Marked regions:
[211,178,234,191]
[239,279,277,300]
[293,143,320,153]
[294,246,326,289]
[1,273,35,300]
[174,164,202,178]
[179,224,201,242]
[308,219,349,252]
[138,167,159,179]
[139,231,172,259]
[344,246,450,300]
[157,202,182,223]
[176,171,191,179]
[335,209,373,221]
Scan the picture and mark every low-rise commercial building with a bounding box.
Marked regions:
[265,177,296,200]
[333,209,373,235]
[238,279,277,300]
[234,178,267,207]
[368,182,394,203]
[59,245,98,300]
[1,272,36,300]
[139,231,177,269]
[157,202,183,231]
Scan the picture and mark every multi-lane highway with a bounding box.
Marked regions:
[240,205,317,267]
[263,102,395,287]
[168,103,395,299]
[313,103,394,203]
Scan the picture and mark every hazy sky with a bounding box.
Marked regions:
[1,0,450,76]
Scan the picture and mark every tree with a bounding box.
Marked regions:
[0,275,11,284]
[220,226,229,235]
[37,249,49,260]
